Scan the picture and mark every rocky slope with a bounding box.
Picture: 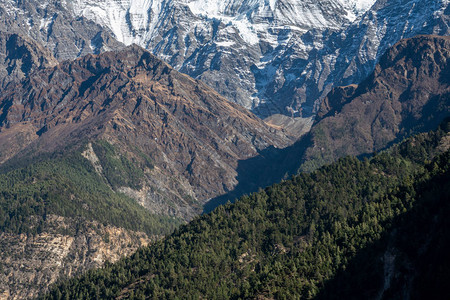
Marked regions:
[0,44,290,219]
[0,44,289,299]
[0,0,123,61]
[0,32,57,88]
[300,35,450,171]
[0,215,151,299]
[66,0,376,117]
[1,0,447,121]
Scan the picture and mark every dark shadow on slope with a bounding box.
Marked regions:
[203,111,450,214]
[314,159,450,300]
[203,134,312,213]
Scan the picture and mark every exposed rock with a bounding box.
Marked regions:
[0,0,447,122]
[63,0,375,118]
[264,114,314,139]
[81,142,104,175]
[64,0,449,119]
[300,35,450,171]
[0,0,123,61]
[0,44,291,219]
[0,215,151,299]
[0,32,57,88]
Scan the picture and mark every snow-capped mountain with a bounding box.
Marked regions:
[70,0,370,46]
[66,0,448,119]
[66,0,377,116]
[256,0,450,117]
[0,0,448,120]
[0,0,124,61]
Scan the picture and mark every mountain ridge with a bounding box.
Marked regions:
[0,0,447,121]
[0,43,291,218]
[65,0,449,119]
[300,34,450,171]
[0,43,290,299]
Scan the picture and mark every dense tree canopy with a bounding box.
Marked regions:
[0,142,180,237]
[42,120,450,299]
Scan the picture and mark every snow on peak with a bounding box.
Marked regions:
[184,0,371,45]
[339,0,376,19]
[348,0,376,12]
[71,0,163,45]
[68,0,377,47]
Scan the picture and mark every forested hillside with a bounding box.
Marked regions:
[0,142,182,298]
[0,143,181,237]
[43,120,450,299]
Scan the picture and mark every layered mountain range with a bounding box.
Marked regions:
[64,0,376,116]
[1,0,447,120]
[0,44,290,298]
[206,34,450,208]
[0,0,448,298]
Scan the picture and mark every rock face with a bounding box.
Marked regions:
[65,0,375,117]
[300,35,450,171]
[0,0,123,61]
[0,32,58,88]
[0,44,291,219]
[0,215,151,299]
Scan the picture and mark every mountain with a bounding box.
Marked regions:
[66,0,374,117]
[0,43,290,298]
[42,119,450,299]
[0,32,57,88]
[300,35,450,171]
[261,0,450,118]
[1,0,447,121]
[65,0,448,119]
[0,0,123,61]
[0,43,290,219]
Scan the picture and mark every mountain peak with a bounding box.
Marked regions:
[0,46,291,216]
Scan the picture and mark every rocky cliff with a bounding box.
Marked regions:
[65,0,449,119]
[0,0,123,61]
[65,0,376,117]
[0,215,151,299]
[0,32,57,88]
[3,0,447,122]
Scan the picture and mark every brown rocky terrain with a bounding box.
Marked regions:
[0,215,151,299]
[300,35,450,171]
[0,44,291,219]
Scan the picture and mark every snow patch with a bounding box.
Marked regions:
[215,40,235,47]
[269,0,277,11]
[340,0,376,14]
